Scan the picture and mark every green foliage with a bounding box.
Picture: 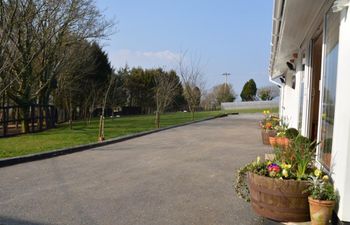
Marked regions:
[257,86,280,101]
[212,83,236,104]
[305,174,337,201]
[285,128,299,139]
[240,79,257,101]
[123,67,184,113]
[235,157,267,202]
[289,135,316,180]
[275,117,289,137]
[258,88,272,100]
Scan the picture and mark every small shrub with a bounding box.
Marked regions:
[285,128,299,139]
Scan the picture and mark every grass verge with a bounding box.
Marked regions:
[0,108,278,158]
[0,111,222,158]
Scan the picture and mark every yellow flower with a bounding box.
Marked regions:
[257,156,261,164]
[266,110,270,114]
[323,175,329,182]
[282,169,289,178]
[267,161,272,165]
[281,163,291,169]
[314,169,322,177]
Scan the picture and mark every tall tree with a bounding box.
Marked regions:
[0,0,113,133]
[53,41,113,128]
[154,69,180,128]
[178,52,204,120]
[240,79,257,101]
[258,85,280,101]
[212,83,236,104]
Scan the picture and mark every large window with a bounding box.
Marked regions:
[318,9,340,168]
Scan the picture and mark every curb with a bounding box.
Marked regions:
[0,113,234,168]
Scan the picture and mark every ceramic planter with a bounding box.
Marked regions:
[308,197,335,225]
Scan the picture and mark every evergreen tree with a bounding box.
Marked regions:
[240,79,257,101]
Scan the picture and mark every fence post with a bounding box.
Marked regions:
[39,105,43,130]
[31,105,35,132]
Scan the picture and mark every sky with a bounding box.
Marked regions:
[96,0,273,94]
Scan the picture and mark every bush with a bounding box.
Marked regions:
[285,128,299,139]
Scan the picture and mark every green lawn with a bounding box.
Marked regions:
[0,108,278,158]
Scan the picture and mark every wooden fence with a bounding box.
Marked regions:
[0,105,57,137]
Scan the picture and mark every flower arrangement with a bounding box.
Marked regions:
[235,134,317,202]
[274,117,289,137]
[305,169,337,201]
[306,169,337,224]
[260,110,279,130]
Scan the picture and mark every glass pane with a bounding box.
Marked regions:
[298,74,304,131]
[319,9,340,168]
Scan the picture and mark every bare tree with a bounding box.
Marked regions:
[257,85,280,101]
[178,52,204,120]
[154,70,179,128]
[98,75,116,142]
[0,0,114,133]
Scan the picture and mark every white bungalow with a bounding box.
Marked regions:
[269,0,350,223]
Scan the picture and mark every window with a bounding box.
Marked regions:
[298,73,304,131]
[318,8,340,168]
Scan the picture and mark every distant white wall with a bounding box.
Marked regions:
[221,101,279,110]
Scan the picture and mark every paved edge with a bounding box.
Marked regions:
[0,113,235,168]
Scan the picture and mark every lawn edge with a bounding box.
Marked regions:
[0,113,234,167]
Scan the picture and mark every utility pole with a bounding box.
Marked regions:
[222,72,231,92]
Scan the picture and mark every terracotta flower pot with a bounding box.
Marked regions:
[308,197,335,225]
[276,137,289,149]
[261,129,270,145]
[261,130,276,145]
[269,136,277,147]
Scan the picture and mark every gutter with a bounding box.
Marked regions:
[269,75,282,87]
[269,0,285,76]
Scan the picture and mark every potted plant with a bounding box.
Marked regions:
[260,110,278,145]
[235,135,317,222]
[274,121,288,147]
[269,135,277,147]
[285,128,299,140]
[306,169,337,225]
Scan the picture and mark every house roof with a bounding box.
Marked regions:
[269,0,327,78]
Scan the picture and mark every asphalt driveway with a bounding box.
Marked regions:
[0,114,271,225]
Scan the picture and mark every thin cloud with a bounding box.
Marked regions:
[111,49,180,69]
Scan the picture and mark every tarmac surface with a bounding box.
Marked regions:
[0,114,273,225]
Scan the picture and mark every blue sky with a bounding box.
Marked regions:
[96,0,273,93]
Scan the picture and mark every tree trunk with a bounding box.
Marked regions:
[98,115,104,142]
[155,111,160,128]
[21,106,30,133]
[88,95,96,125]
[68,97,73,129]
[98,75,114,141]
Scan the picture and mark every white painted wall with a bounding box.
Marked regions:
[301,46,312,137]
[279,70,301,129]
[331,8,350,222]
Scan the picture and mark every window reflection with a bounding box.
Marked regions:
[319,9,340,168]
